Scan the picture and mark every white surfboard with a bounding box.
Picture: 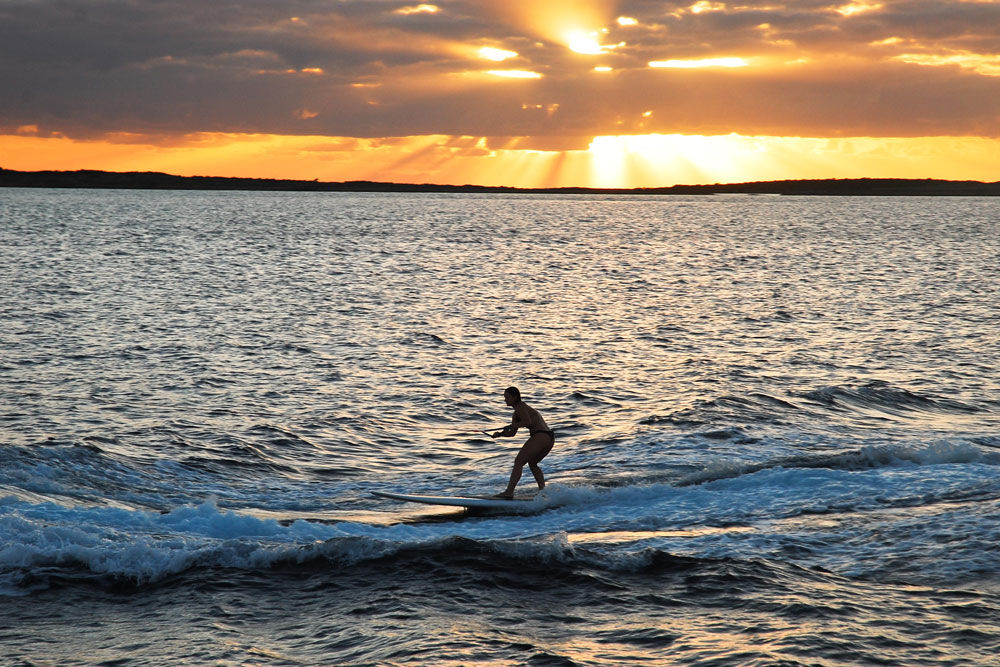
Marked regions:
[372,490,545,510]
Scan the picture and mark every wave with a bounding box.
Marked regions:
[796,381,989,418]
[0,433,334,512]
[5,429,1000,596]
[0,494,654,594]
[645,381,993,435]
[0,497,383,591]
[678,440,998,486]
[7,486,814,599]
[6,455,1000,596]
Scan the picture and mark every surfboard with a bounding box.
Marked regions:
[372,490,545,510]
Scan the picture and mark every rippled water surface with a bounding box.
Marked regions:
[2,188,999,665]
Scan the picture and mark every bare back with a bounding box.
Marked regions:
[511,401,549,434]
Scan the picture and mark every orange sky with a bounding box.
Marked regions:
[2,1,999,187]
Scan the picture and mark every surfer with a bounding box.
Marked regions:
[491,386,554,499]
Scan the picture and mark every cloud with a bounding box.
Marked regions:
[2,0,1000,140]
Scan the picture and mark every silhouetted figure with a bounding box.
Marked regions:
[491,387,554,498]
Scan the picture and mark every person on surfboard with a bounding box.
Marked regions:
[491,386,554,499]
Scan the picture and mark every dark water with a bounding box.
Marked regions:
[2,188,999,665]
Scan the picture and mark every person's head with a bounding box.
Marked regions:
[504,386,521,406]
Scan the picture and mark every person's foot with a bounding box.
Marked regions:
[494,492,514,499]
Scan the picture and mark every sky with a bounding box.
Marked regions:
[1,0,999,188]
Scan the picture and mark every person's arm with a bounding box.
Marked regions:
[492,408,523,438]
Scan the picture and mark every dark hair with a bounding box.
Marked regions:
[504,386,521,401]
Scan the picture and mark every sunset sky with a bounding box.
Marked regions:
[2,0,999,187]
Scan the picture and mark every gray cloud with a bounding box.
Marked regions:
[2,0,999,139]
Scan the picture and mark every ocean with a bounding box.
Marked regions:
[1,187,999,666]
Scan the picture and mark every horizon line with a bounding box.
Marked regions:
[2,166,1000,196]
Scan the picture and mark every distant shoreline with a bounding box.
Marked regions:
[2,167,999,196]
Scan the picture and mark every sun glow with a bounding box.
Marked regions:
[487,0,624,61]
[589,134,749,187]
[567,31,620,55]
[584,133,1000,188]
[3,132,1000,190]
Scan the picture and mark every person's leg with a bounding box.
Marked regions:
[528,432,554,490]
[528,462,545,489]
[499,434,551,497]
[498,458,525,498]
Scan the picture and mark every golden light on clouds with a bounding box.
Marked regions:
[835,2,883,17]
[487,69,543,79]
[689,1,727,14]
[255,66,327,76]
[893,51,1000,76]
[520,103,560,116]
[478,46,519,62]
[395,4,440,16]
[869,37,906,47]
[649,57,749,69]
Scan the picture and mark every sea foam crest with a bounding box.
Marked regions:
[0,497,356,585]
[0,495,587,590]
[678,439,991,486]
[799,382,985,415]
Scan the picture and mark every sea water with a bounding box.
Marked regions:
[1,188,999,665]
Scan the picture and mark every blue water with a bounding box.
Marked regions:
[2,188,999,665]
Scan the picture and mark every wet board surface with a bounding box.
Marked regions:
[372,490,544,510]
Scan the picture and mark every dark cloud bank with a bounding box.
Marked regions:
[2,0,999,139]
